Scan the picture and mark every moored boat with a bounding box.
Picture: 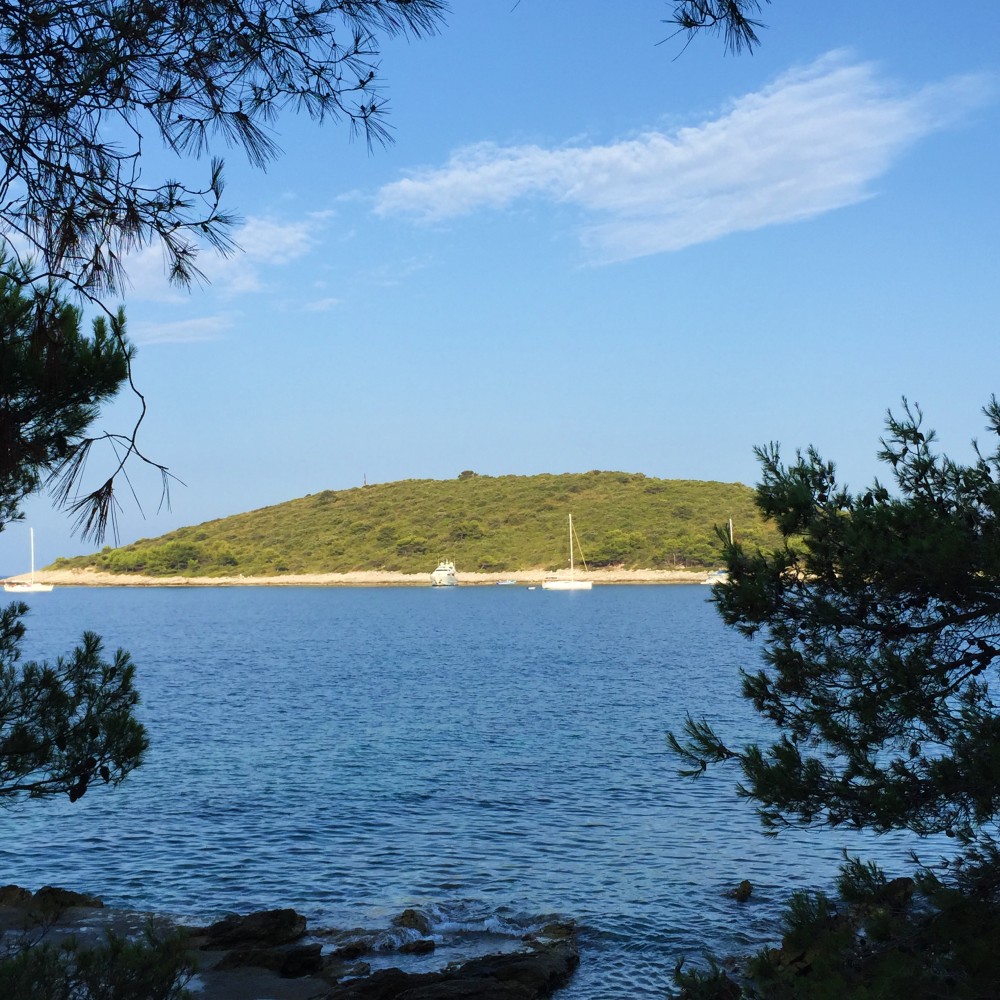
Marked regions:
[3,528,54,593]
[542,514,593,591]
[430,560,458,586]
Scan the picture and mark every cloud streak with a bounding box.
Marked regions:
[123,214,326,303]
[131,314,233,345]
[374,52,991,262]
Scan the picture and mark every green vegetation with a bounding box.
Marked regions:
[0,604,147,802]
[52,472,781,577]
[0,271,175,1000]
[0,927,194,1000]
[0,275,147,803]
[670,399,1000,998]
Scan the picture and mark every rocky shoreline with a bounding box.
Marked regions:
[11,567,711,588]
[0,886,580,1000]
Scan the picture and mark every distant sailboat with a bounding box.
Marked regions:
[702,519,734,586]
[4,528,54,593]
[542,514,593,591]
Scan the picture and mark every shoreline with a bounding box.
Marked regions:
[8,567,714,588]
[0,890,580,1000]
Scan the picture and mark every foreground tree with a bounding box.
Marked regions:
[672,397,1000,848]
[0,0,446,301]
[666,1,771,54]
[0,4,439,992]
[0,268,177,998]
[670,398,1000,997]
[0,926,193,1000]
[0,0,446,532]
[0,604,147,803]
[0,274,146,801]
[0,265,143,534]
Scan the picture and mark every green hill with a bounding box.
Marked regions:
[52,471,779,577]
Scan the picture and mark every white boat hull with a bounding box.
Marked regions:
[430,560,457,586]
[543,515,593,591]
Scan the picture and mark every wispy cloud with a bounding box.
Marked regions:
[303,296,342,312]
[204,216,323,294]
[374,52,992,262]
[131,314,233,345]
[122,214,327,302]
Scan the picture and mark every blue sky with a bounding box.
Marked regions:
[5,1,1000,570]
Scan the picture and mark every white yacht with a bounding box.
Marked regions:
[430,560,457,586]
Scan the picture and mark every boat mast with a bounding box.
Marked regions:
[568,514,574,579]
[30,527,35,584]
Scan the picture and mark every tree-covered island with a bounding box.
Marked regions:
[51,472,781,578]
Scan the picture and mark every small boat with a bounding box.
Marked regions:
[701,520,734,586]
[496,579,517,586]
[430,559,457,586]
[542,514,593,591]
[4,528,54,593]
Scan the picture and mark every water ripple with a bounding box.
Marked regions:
[2,586,946,999]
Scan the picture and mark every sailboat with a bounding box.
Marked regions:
[702,518,734,586]
[542,514,593,591]
[4,528,54,593]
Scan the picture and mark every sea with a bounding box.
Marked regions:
[1,585,936,998]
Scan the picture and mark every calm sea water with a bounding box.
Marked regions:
[2,586,930,997]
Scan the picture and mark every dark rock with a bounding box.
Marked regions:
[400,938,436,955]
[727,880,753,903]
[281,943,325,978]
[534,921,576,940]
[403,982,534,999]
[214,948,284,974]
[322,939,579,999]
[449,941,579,996]
[392,907,434,937]
[0,885,31,906]
[322,958,372,984]
[216,941,323,977]
[202,908,307,949]
[324,967,422,1000]
[32,886,104,912]
[325,967,534,999]
[333,938,374,959]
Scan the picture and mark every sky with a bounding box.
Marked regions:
[5,0,1000,571]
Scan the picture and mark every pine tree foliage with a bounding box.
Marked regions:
[0,0,446,300]
[0,275,147,804]
[0,602,148,802]
[0,266,139,539]
[0,0,446,536]
[665,1,770,54]
[670,398,1000,855]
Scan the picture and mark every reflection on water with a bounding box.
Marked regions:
[2,586,935,998]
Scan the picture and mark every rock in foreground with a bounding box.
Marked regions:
[322,939,580,999]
